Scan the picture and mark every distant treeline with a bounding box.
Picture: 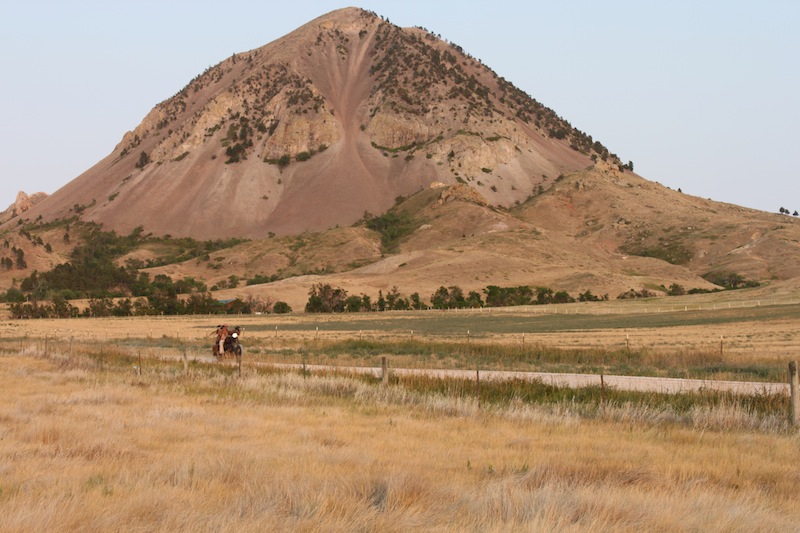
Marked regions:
[303,283,600,313]
[6,292,290,319]
[302,276,759,314]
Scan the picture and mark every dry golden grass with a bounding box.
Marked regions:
[2,347,800,531]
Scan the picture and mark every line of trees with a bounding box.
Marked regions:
[8,293,292,319]
[304,283,610,313]
[302,274,759,314]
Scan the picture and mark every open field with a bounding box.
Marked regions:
[2,300,800,529]
[1,347,800,531]
[2,299,798,381]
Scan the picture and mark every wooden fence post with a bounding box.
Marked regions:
[476,369,481,409]
[381,356,388,386]
[790,361,799,428]
[600,373,606,407]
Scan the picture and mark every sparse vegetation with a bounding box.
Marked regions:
[265,154,292,168]
[619,240,693,266]
[223,116,254,163]
[135,151,150,169]
[5,221,246,312]
[702,271,760,290]
[617,288,659,299]
[361,210,416,254]
[246,274,280,286]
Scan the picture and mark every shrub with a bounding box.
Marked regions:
[578,290,603,302]
[617,288,658,300]
[1,287,26,303]
[552,290,575,304]
[667,283,686,296]
[364,211,415,254]
[246,275,271,286]
[344,295,363,313]
[135,151,150,169]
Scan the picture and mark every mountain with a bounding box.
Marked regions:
[7,7,614,239]
[2,8,799,306]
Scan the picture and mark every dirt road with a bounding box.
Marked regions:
[234,360,790,396]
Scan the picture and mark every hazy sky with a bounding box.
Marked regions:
[1,0,798,214]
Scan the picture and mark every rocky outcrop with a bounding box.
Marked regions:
[0,191,48,224]
[15,191,35,214]
[436,184,488,208]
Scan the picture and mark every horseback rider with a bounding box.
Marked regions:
[216,324,229,356]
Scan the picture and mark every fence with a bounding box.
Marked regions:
[6,331,800,429]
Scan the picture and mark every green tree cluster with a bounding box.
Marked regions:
[302,283,587,313]
[430,286,483,309]
[305,283,349,313]
[702,271,760,290]
[364,211,415,254]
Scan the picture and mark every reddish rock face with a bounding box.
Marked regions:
[14,191,33,215]
[6,8,602,240]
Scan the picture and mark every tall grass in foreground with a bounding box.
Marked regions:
[1,348,799,531]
